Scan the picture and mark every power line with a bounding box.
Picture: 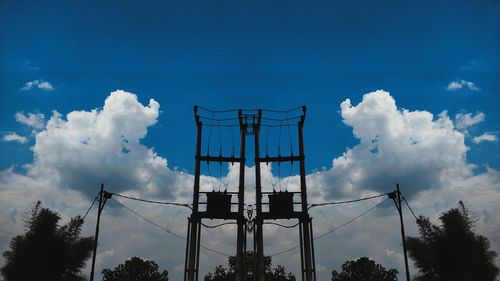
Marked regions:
[110,198,185,240]
[264,222,299,229]
[270,198,389,257]
[308,192,390,209]
[198,115,240,122]
[110,198,230,257]
[82,195,99,221]
[197,115,303,125]
[269,244,301,257]
[261,123,299,128]
[261,106,304,113]
[201,222,237,228]
[110,192,192,209]
[196,106,304,114]
[402,196,419,221]
[261,115,303,122]
[314,198,389,240]
[202,123,240,128]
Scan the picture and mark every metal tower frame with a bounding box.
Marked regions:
[185,106,315,281]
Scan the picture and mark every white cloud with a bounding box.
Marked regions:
[454,113,496,144]
[21,79,54,91]
[312,90,472,198]
[38,81,54,91]
[446,79,480,91]
[2,132,28,144]
[472,132,497,144]
[15,112,46,130]
[454,112,485,130]
[24,90,189,198]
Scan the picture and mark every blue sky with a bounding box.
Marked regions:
[1,1,499,280]
[1,0,499,172]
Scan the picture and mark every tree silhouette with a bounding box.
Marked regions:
[331,257,398,281]
[102,256,169,281]
[406,201,499,281]
[204,251,295,281]
[1,201,94,281]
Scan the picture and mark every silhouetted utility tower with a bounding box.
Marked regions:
[185,106,315,281]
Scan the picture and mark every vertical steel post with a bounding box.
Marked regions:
[236,109,246,281]
[298,107,314,281]
[89,183,104,281]
[195,223,201,281]
[395,184,411,281]
[253,225,257,253]
[243,223,248,281]
[192,108,202,213]
[299,221,305,281]
[186,107,203,281]
[253,110,264,281]
[186,217,200,281]
[309,218,317,281]
[184,218,191,281]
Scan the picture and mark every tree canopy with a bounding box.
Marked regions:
[406,201,499,281]
[1,201,94,281]
[204,251,295,281]
[102,256,169,281]
[331,257,398,281]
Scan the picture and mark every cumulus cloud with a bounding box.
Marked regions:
[472,132,497,144]
[446,79,480,91]
[454,112,485,130]
[312,90,472,198]
[15,112,46,130]
[19,90,189,199]
[2,132,28,144]
[21,79,54,91]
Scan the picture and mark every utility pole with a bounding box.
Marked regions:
[390,184,411,281]
[90,184,111,281]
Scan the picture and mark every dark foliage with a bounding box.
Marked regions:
[102,256,168,281]
[406,201,499,281]
[1,201,94,281]
[331,257,398,281]
[204,251,295,281]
